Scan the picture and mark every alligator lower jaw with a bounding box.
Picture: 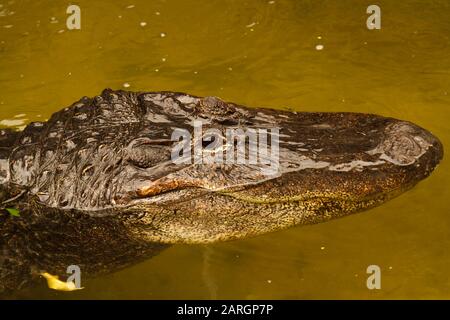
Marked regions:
[127,182,416,245]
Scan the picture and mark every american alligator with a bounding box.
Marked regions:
[0,89,443,295]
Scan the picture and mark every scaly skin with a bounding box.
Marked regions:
[0,89,443,295]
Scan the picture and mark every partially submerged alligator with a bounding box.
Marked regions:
[0,89,443,295]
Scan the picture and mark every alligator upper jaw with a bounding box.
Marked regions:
[129,116,443,208]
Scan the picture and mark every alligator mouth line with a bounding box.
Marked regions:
[218,181,416,206]
[131,178,415,215]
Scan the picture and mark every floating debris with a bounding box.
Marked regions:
[40,272,84,292]
[5,208,20,217]
[140,22,147,27]
[160,32,166,38]
[123,83,131,88]
[315,44,324,51]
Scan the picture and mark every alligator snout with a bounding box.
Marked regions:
[368,121,443,168]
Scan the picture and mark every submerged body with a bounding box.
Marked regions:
[0,89,443,294]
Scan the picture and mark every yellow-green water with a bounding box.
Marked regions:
[1,0,449,299]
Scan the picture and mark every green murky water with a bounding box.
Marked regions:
[1,0,449,299]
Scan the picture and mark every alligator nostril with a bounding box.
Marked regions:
[367,121,433,166]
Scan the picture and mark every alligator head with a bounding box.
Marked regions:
[0,89,443,244]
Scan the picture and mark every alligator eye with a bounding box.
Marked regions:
[127,138,171,169]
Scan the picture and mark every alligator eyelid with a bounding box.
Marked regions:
[138,139,173,146]
[139,139,173,146]
[149,139,173,146]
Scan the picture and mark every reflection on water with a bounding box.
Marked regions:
[0,0,449,299]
